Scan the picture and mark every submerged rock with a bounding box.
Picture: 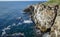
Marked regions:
[23,3,60,37]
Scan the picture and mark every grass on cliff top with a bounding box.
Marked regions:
[44,0,60,5]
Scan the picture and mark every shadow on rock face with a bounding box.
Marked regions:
[23,8,31,12]
[23,5,34,14]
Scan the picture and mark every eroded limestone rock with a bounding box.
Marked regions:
[23,3,60,37]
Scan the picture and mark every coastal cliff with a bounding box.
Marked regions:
[23,0,60,37]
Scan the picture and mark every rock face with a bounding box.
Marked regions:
[23,3,60,37]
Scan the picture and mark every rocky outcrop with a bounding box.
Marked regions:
[23,3,60,37]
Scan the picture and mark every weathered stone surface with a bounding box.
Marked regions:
[33,5,57,32]
[23,3,60,37]
[50,16,60,37]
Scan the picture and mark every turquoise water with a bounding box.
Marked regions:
[0,1,45,37]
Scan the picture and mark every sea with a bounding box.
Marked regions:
[0,1,46,37]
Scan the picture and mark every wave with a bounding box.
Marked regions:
[11,32,24,36]
[23,20,33,23]
[2,25,11,36]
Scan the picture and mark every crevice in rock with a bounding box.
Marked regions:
[51,6,58,27]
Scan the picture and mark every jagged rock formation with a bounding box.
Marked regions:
[23,3,60,37]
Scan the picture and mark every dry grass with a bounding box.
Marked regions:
[42,0,60,6]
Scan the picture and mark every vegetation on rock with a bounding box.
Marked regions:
[44,0,60,6]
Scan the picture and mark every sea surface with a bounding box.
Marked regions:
[0,1,45,37]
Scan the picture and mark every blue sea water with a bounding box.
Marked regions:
[0,1,45,37]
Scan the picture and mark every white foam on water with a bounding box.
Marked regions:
[11,32,24,36]
[23,20,33,23]
[2,25,11,36]
[12,23,16,26]
[1,22,23,36]
[1,31,6,36]
[17,22,22,26]
[2,25,11,31]
[16,17,22,20]
[7,25,11,28]
[12,22,22,26]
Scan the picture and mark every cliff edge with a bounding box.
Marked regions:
[23,0,60,37]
